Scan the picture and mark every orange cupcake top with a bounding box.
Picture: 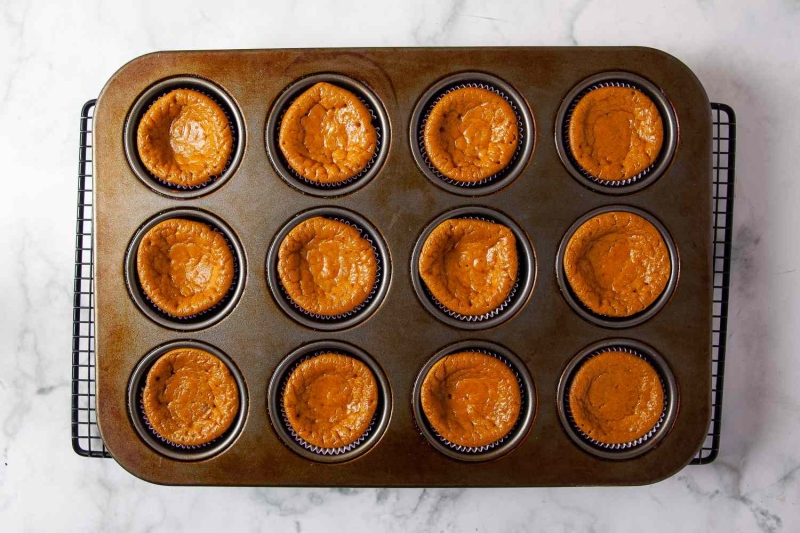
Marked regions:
[277,217,377,316]
[421,351,521,447]
[142,347,239,446]
[423,87,519,183]
[278,82,377,184]
[568,350,664,444]
[564,211,670,317]
[137,89,233,187]
[136,218,234,318]
[419,218,518,316]
[283,353,378,449]
[568,86,663,181]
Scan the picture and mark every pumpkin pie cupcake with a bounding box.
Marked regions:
[278,82,377,184]
[568,350,664,445]
[563,211,670,317]
[568,86,663,182]
[136,218,235,318]
[142,347,240,447]
[277,216,377,317]
[282,353,378,449]
[420,351,521,448]
[419,218,518,317]
[137,89,233,187]
[423,87,519,183]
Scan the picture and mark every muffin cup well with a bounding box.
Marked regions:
[267,341,392,463]
[124,208,247,332]
[279,353,376,456]
[127,340,248,461]
[266,207,391,331]
[123,76,246,199]
[409,72,535,196]
[410,206,536,330]
[412,340,536,462]
[265,73,391,197]
[555,205,679,329]
[555,71,679,195]
[556,339,678,460]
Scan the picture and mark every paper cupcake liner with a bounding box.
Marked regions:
[557,205,677,329]
[278,351,378,456]
[417,82,526,188]
[139,223,240,322]
[275,95,383,189]
[561,81,661,188]
[426,282,519,323]
[422,349,526,454]
[565,279,663,323]
[277,216,383,322]
[423,215,521,323]
[138,385,219,451]
[563,346,669,451]
[136,86,239,191]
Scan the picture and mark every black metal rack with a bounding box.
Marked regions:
[71,101,736,465]
[690,103,736,464]
[72,100,109,457]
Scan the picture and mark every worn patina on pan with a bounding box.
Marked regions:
[93,47,712,486]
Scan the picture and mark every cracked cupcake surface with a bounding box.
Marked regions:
[564,211,670,317]
[423,87,519,183]
[137,89,233,187]
[283,353,378,449]
[419,218,518,317]
[568,350,664,445]
[277,217,377,316]
[421,351,521,448]
[136,218,235,318]
[279,82,377,184]
[142,347,239,447]
[568,86,664,181]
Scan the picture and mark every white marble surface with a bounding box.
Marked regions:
[1,0,799,530]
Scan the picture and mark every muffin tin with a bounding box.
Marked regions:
[411,340,536,462]
[267,340,392,463]
[93,48,713,486]
[265,73,390,197]
[556,338,679,460]
[127,340,249,461]
[265,207,391,331]
[410,206,536,329]
[410,72,535,195]
[123,76,246,198]
[555,205,680,329]
[554,71,679,194]
[124,208,247,331]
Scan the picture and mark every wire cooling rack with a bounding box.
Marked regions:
[71,101,736,464]
[689,103,736,465]
[72,100,109,458]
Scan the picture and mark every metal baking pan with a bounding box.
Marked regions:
[92,47,713,486]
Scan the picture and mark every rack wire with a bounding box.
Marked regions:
[70,101,735,464]
[689,103,736,465]
[72,100,109,458]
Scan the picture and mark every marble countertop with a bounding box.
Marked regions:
[1,0,798,531]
